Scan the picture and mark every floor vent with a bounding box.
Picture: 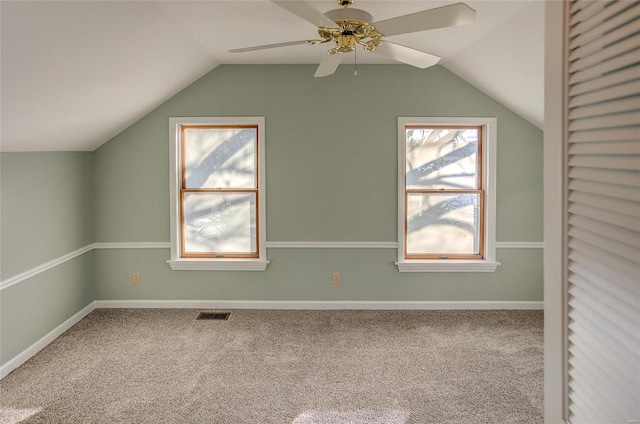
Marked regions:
[197,312,230,321]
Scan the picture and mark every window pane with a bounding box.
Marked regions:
[184,127,256,189]
[405,128,479,189]
[183,192,256,254]
[406,193,481,255]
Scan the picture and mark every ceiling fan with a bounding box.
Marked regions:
[229,0,475,77]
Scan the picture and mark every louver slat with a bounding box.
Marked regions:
[569,214,639,247]
[569,238,638,279]
[569,127,639,143]
[568,305,640,413]
[566,2,640,421]
[568,301,639,369]
[568,307,640,387]
[568,111,640,131]
[568,346,637,416]
[570,4,640,51]
[569,215,640,249]
[569,49,640,84]
[568,250,638,296]
[569,0,604,21]
[569,64,640,96]
[569,179,640,203]
[568,386,609,424]
[568,140,640,155]
[570,20,640,60]
[567,357,632,423]
[569,1,631,35]
[569,226,640,262]
[568,167,640,188]
[569,80,640,108]
[568,282,639,339]
[568,202,638,233]
[568,97,640,120]
[569,192,638,219]
[568,154,640,171]
[569,33,640,71]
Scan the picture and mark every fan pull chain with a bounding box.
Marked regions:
[354,47,358,76]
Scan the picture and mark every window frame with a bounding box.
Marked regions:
[168,117,268,271]
[396,117,499,272]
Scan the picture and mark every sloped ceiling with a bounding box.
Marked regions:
[0,0,544,152]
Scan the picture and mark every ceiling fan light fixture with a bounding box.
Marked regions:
[329,35,357,54]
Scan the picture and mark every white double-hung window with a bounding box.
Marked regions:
[168,117,268,271]
[396,117,499,272]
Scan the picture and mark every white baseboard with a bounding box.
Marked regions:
[0,302,95,380]
[94,300,543,310]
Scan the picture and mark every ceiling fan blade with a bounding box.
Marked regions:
[314,53,343,77]
[373,42,441,69]
[271,0,339,29]
[229,40,310,53]
[373,3,475,37]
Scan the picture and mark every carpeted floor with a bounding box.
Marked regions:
[0,309,543,423]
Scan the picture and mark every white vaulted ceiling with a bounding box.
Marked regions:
[0,0,544,152]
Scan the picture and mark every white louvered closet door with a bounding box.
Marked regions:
[565,1,640,423]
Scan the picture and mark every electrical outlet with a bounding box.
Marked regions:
[132,272,141,285]
[332,272,341,285]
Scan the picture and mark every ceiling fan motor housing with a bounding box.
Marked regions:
[324,8,372,25]
[321,8,383,54]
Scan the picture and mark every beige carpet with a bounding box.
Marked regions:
[0,309,543,423]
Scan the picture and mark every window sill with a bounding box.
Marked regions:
[167,258,269,271]
[395,260,500,273]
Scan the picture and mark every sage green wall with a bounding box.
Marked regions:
[95,248,542,302]
[0,152,94,365]
[1,153,94,278]
[0,254,94,364]
[93,64,543,301]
